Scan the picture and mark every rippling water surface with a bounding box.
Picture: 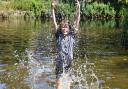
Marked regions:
[0,19,128,89]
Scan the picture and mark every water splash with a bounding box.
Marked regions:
[22,49,55,89]
[0,83,6,89]
[59,54,100,89]
[13,48,100,89]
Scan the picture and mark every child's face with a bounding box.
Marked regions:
[61,24,70,36]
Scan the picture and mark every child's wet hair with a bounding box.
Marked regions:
[57,19,72,33]
[60,20,69,28]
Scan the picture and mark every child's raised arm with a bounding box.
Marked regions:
[51,0,58,32]
[74,0,80,32]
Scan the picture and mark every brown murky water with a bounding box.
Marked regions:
[0,18,128,89]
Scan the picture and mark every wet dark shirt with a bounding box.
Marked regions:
[55,31,75,60]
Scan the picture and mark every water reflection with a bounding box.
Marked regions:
[122,14,128,50]
[80,20,128,56]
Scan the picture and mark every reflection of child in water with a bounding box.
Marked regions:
[51,0,80,89]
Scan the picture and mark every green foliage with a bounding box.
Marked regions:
[83,2,116,17]
[57,3,75,17]
[123,8,128,29]
[119,7,128,18]
[11,0,51,18]
[0,0,128,19]
[11,0,75,18]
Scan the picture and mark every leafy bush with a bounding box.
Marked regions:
[6,0,127,19]
[11,0,76,18]
[57,3,75,17]
[123,8,128,29]
[11,0,51,17]
[83,2,116,17]
[119,7,128,18]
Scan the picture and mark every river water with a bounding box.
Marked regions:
[0,18,128,89]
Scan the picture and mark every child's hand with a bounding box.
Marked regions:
[75,0,80,7]
[51,0,57,8]
[76,0,80,3]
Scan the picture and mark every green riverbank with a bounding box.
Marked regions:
[0,0,128,20]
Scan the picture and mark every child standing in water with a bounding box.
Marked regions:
[51,0,80,89]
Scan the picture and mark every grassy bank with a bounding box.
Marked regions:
[0,0,128,20]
